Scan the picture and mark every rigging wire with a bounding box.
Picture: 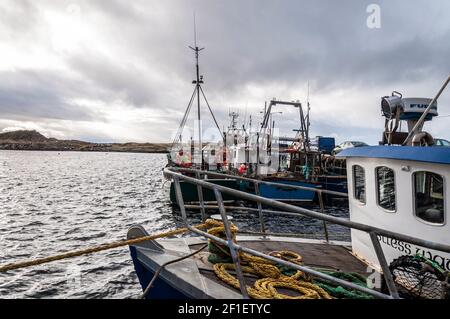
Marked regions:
[199,86,223,138]
[171,88,197,148]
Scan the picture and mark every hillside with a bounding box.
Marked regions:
[0,130,48,142]
[0,130,169,153]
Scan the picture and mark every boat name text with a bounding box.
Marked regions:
[377,235,450,271]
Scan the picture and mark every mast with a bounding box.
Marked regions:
[189,16,204,168]
[170,15,223,168]
[306,81,311,150]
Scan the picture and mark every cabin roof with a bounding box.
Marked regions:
[336,146,450,165]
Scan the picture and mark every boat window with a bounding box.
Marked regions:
[414,171,445,225]
[353,165,366,204]
[376,167,396,211]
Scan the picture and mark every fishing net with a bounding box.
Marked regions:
[312,271,374,299]
[389,255,450,299]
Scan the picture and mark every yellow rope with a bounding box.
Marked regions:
[255,278,331,299]
[0,223,208,273]
[206,220,332,299]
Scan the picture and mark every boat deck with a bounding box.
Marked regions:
[193,239,366,273]
[190,237,368,296]
[129,231,374,299]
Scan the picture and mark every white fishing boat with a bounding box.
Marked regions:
[339,87,450,276]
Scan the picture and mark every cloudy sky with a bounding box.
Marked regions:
[0,0,449,144]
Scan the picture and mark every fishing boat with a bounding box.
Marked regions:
[165,41,241,204]
[129,76,450,299]
[235,98,347,204]
[165,40,347,206]
[217,109,323,203]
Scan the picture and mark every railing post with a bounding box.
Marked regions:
[318,191,329,242]
[195,171,207,222]
[213,188,250,299]
[369,232,400,299]
[253,182,266,235]
[173,176,189,223]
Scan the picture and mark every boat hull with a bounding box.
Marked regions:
[258,179,321,202]
[169,179,241,203]
[317,175,348,203]
[129,245,190,299]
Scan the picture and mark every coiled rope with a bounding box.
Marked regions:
[0,223,208,273]
[205,219,332,299]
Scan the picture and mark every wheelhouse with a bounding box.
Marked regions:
[338,146,450,272]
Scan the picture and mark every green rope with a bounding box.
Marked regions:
[315,281,373,299]
[208,253,232,264]
[413,254,447,275]
[277,265,298,277]
[208,242,225,255]
[207,242,232,264]
[313,271,374,299]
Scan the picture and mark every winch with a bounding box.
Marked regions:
[380,91,438,145]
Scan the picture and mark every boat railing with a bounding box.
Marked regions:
[165,166,450,299]
[169,167,347,196]
[169,166,347,240]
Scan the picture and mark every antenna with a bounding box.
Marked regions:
[307,81,310,106]
[243,102,248,128]
[306,81,311,133]
[193,12,197,47]
[188,13,205,167]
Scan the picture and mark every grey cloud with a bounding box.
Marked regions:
[0,0,449,142]
[186,0,450,94]
[67,54,157,107]
[0,0,39,35]
[0,70,96,121]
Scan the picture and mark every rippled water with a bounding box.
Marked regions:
[0,150,349,299]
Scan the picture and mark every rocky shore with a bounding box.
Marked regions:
[0,130,169,153]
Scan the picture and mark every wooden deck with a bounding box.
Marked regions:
[241,240,366,273]
[190,238,368,295]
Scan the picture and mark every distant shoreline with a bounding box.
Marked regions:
[0,148,169,154]
[0,130,170,154]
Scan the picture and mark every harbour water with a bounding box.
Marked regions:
[0,151,349,298]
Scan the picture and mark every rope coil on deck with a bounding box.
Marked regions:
[205,219,332,299]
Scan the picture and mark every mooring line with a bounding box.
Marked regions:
[0,223,207,273]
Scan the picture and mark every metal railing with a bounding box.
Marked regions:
[165,167,450,299]
[172,167,348,241]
